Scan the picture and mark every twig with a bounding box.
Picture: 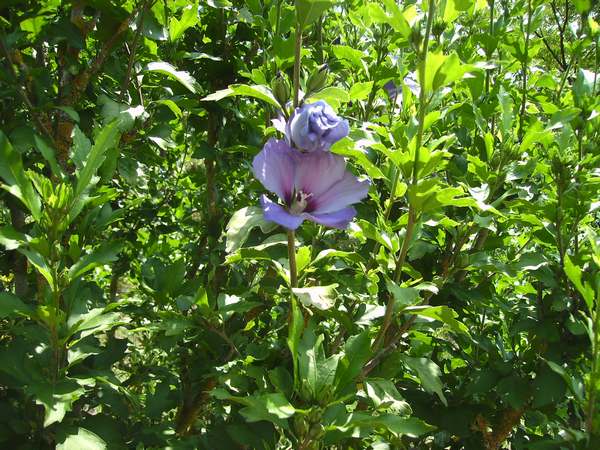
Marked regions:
[534,31,566,70]
[121,0,153,100]
[0,37,57,147]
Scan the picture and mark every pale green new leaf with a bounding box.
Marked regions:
[292,284,338,310]
[225,206,277,253]
[56,427,107,450]
[564,255,595,312]
[146,61,201,93]
[202,84,280,108]
[169,2,198,41]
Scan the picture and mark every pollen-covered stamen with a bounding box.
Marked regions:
[289,190,313,215]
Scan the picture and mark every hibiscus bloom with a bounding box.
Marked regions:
[252,139,369,230]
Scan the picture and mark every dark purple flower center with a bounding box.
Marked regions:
[289,190,313,215]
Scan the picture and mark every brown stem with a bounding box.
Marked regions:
[475,408,525,450]
[6,198,28,298]
[175,378,217,435]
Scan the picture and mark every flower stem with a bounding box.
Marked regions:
[293,22,303,108]
[372,0,435,353]
[287,229,298,288]
[518,0,532,142]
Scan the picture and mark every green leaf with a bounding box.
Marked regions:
[169,2,199,41]
[146,61,201,93]
[332,45,364,68]
[334,331,371,393]
[213,390,295,427]
[27,381,85,427]
[295,245,312,274]
[349,81,373,101]
[68,241,124,280]
[292,284,338,310]
[377,415,435,438]
[331,138,384,180]
[97,95,147,132]
[71,126,92,171]
[66,308,122,341]
[405,305,471,336]
[287,297,304,390]
[308,86,350,110]
[386,281,421,311]
[74,121,120,199]
[0,292,33,318]
[55,106,80,122]
[225,206,277,253]
[380,0,412,37]
[312,249,364,266]
[564,255,595,312]
[33,135,64,179]
[70,121,121,223]
[202,84,281,108]
[0,131,42,220]
[364,379,411,413]
[19,248,55,291]
[0,225,29,250]
[295,0,332,29]
[401,356,447,406]
[424,52,468,94]
[297,325,339,401]
[498,87,514,140]
[56,427,107,450]
[545,359,584,402]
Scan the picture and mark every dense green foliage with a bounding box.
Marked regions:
[0,0,599,448]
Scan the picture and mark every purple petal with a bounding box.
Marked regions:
[260,195,304,230]
[305,207,357,229]
[323,119,349,144]
[311,171,370,214]
[252,139,296,202]
[289,107,312,151]
[294,151,347,199]
[272,116,287,135]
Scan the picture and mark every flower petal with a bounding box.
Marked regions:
[294,151,347,200]
[311,171,370,214]
[261,195,304,230]
[305,207,357,229]
[252,139,296,202]
[323,118,349,144]
[289,107,312,151]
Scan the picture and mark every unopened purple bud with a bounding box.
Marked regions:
[286,100,349,153]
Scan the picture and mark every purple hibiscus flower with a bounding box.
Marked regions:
[286,100,349,152]
[252,139,369,230]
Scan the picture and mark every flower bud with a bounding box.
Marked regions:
[410,28,422,51]
[286,100,349,152]
[306,64,329,93]
[271,72,290,107]
[432,20,446,37]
